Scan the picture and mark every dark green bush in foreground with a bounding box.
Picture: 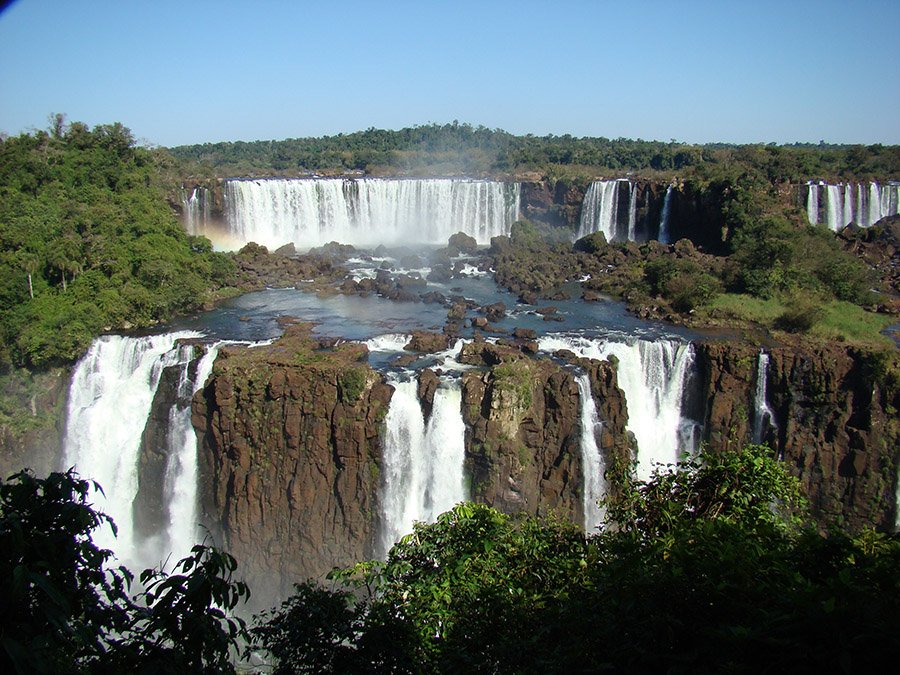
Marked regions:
[4,446,898,673]
[253,445,900,674]
[0,470,249,674]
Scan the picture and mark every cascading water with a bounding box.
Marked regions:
[224,178,520,249]
[751,351,776,446]
[658,185,673,244]
[62,332,201,567]
[578,180,623,241]
[182,186,210,236]
[576,373,606,531]
[806,181,900,230]
[379,375,467,555]
[162,342,223,562]
[538,334,698,481]
[626,182,638,242]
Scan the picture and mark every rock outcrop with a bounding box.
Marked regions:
[458,341,632,525]
[695,341,899,531]
[191,324,392,610]
[0,367,69,480]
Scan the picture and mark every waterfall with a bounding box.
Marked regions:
[806,182,821,226]
[626,182,638,242]
[162,342,223,562]
[538,335,698,481]
[223,178,520,249]
[578,180,622,241]
[62,332,201,567]
[807,181,900,230]
[379,375,467,554]
[658,185,673,244]
[576,373,606,531]
[751,351,776,446]
[183,186,210,236]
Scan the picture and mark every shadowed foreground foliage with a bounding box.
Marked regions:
[252,445,900,674]
[0,470,248,674]
[3,447,898,673]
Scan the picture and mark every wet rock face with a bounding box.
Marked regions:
[191,326,392,610]
[695,341,899,531]
[459,344,633,526]
[461,356,581,520]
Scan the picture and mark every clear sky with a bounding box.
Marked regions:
[1,0,898,147]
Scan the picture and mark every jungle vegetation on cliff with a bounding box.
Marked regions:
[169,121,900,181]
[0,117,234,369]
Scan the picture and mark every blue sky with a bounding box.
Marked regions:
[1,0,898,147]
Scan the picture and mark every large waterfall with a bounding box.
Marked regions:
[806,181,900,230]
[162,343,223,560]
[539,335,698,481]
[578,180,626,241]
[379,375,467,554]
[223,178,520,249]
[63,332,204,568]
[576,373,606,531]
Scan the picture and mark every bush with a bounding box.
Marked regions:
[775,292,825,332]
[0,470,250,674]
[645,257,722,312]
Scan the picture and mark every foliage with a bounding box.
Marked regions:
[774,291,826,333]
[250,583,360,674]
[0,470,250,674]
[604,443,807,538]
[644,257,722,312]
[0,119,235,368]
[168,121,900,181]
[252,445,900,673]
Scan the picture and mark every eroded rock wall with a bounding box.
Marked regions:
[458,341,633,526]
[191,326,392,609]
[695,341,899,531]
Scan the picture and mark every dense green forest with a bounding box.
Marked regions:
[3,445,898,673]
[169,121,900,181]
[0,118,235,369]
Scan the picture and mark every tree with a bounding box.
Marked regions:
[0,470,250,674]
[252,445,900,673]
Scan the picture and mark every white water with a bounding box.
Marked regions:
[806,181,900,230]
[538,335,697,481]
[626,182,638,242]
[364,333,412,353]
[751,351,776,446]
[224,178,520,249]
[658,185,673,244]
[578,180,624,241]
[162,343,223,564]
[63,332,201,567]
[183,186,210,236]
[379,375,467,554]
[576,373,606,531]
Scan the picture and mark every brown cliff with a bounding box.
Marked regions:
[191,324,392,610]
[458,341,633,526]
[695,341,899,531]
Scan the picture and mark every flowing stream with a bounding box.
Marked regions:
[63,332,200,567]
[751,351,777,447]
[576,372,606,531]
